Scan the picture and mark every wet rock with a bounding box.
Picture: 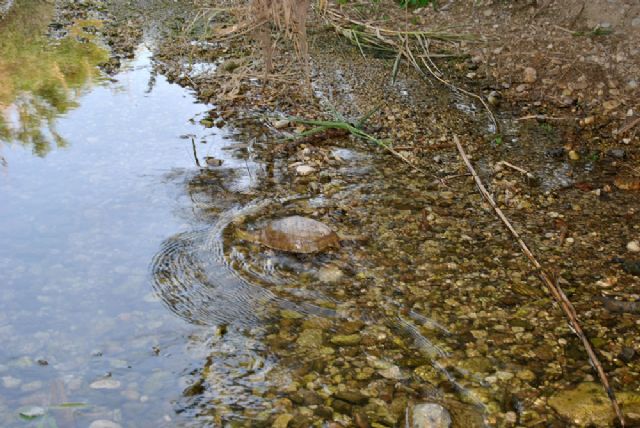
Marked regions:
[290,415,312,428]
[330,334,361,346]
[548,383,613,426]
[314,405,334,419]
[523,67,537,83]
[331,399,353,415]
[272,413,293,428]
[297,329,323,348]
[318,266,344,283]
[292,389,323,406]
[19,406,46,419]
[90,378,121,390]
[606,148,626,159]
[334,390,368,405]
[412,403,452,428]
[89,421,122,428]
[354,411,371,428]
[378,365,408,380]
[619,347,636,363]
[545,147,566,158]
[281,309,304,320]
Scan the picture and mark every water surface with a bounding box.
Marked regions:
[0,44,257,426]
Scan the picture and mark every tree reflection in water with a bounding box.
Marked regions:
[0,0,108,156]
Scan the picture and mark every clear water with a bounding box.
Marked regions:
[0,47,260,427]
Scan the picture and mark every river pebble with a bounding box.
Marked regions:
[627,240,640,253]
[90,379,121,390]
[412,403,452,428]
[1,376,21,388]
[88,420,123,428]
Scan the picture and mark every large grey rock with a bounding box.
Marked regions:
[412,403,452,428]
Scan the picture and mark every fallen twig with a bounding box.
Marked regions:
[496,161,535,180]
[516,114,571,121]
[617,116,640,135]
[454,134,625,427]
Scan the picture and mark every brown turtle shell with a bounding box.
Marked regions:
[257,216,340,253]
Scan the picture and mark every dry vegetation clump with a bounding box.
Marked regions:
[249,0,311,79]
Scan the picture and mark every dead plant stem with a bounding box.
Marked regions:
[454,135,625,427]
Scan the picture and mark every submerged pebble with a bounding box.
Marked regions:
[90,379,121,390]
[412,403,452,428]
[88,420,123,428]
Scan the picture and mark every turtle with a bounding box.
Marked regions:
[236,216,346,254]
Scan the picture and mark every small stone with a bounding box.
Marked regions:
[487,91,500,106]
[603,100,620,111]
[619,347,636,363]
[273,119,290,129]
[631,17,640,28]
[90,378,121,390]
[89,421,122,428]
[334,390,368,405]
[412,403,452,428]
[19,406,46,419]
[2,376,21,388]
[583,115,595,125]
[330,334,361,346]
[515,84,528,93]
[315,406,334,419]
[205,157,223,167]
[516,369,536,381]
[331,399,353,415]
[295,165,316,176]
[496,371,514,381]
[568,150,580,160]
[297,329,323,348]
[379,365,408,380]
[281,309,304,320]
[596,277,617,288]
[272,413,293,428]
[627,240,640,253]
[523,67,537,83]
[318,266,344,283]
[607,148,626,159]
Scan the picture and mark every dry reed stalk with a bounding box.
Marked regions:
[319,4,498,132]
[454,134,625,427]
[249,0,311,81]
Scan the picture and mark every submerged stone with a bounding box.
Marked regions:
[548,382,640,426]
[412,403,452,428]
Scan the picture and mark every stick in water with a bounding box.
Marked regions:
[454,135,625,427]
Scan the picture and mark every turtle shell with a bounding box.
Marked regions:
[257,216,340,253]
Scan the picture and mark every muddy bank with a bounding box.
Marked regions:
[146,2,640,426]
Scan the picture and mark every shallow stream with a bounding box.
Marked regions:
[2,3,640,428]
